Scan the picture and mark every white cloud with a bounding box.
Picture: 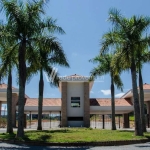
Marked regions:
[100,90,111,95]
[90,91,94,94]
[115,93,125,98]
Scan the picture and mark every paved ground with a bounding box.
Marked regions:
[0,142,150,149]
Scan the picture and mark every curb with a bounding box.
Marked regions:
[0,139,150,146]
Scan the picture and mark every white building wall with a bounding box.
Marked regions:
[67,82,84,117]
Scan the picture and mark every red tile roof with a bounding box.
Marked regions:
[0,83,16,89]
[24,98,132,107]
[25,98,61,106]
[90,98,133,106]
[143,83,150,90]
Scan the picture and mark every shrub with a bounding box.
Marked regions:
[0,117,7,128]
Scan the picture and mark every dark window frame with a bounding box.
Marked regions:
[71,97,80,107]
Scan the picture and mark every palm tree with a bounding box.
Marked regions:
[100,8,150,135]
[90,54,123,130]
[136,51,150,132]
[1,0,64,137]
[27,36,69,130]
[0,0,46,137]
[0,38,18,134]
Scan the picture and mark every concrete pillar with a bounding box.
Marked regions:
[102,115,105,129]
[49,112,51,128]
[24,114,27,128]
[123,113,129,128]
[61,82,67,127]
[0,101,2,117]
[30,111,31,128]
[12,93,18,127]
[84,82,90,127]
[146,101,150,127]
[31,114,32,121]
[60,111,61,128]
[118,115,121,128]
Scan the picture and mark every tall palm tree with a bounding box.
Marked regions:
[136,51,150,132]
[90,54,123,130]
[0,38,18,134]
[28,36,69,130]
[1,0,64,137]
[100,8,150,135]
[0,0,46,137]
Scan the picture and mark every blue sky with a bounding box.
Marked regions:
[1,0,150,99]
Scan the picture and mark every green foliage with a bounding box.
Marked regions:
[129,116,135,121]
[0,129,150,143]
[89,54,123,90]
[0,117,7,128]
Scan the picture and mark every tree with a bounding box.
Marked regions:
[0,0,63,137]
[28,36,69,130]
[136,51,150,132]
[100,8,150,135]
[0,33,18,134]
[89,54,123,130]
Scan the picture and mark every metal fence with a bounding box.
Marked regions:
[0,110,7,128]
[1,110,150,129]
[26,113,61,129]
[90,114,123,129]
[90,114,150,129]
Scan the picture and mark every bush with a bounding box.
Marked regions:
[0,117,7,128]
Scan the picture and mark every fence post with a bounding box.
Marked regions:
[60,111,61,128]
[30,111,31,128]
[49,112,51,128]
[95,114,96,128]
[147,114,149,128]
[118,115,120,129]
[102,115,105,129]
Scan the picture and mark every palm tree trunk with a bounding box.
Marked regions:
[111,75,116,130]
[139,66,146,132]
[7,66,13,134]
[17,39,26,137]
[130,58,143,136]
[37,69,44,130]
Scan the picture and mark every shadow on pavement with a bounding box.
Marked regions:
[0,144,93,150]
[135,142,150,148]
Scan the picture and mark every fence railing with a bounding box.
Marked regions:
[1,110,150,129]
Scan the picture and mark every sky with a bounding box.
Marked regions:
[1,0,150,99]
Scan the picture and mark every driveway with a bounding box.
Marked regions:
[0,142,150,150]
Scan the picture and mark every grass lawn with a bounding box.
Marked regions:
[129,116,135,121]
[0,128,150,143]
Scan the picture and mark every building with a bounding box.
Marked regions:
[0,74,150,128]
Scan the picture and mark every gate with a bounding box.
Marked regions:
[26,112,61,129]
[90,114,123,129]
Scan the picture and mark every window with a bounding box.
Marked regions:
[71,97,80,107]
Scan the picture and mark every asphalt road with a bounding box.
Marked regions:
[0,142,150,150]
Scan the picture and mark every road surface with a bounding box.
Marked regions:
[0,142,150,149]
